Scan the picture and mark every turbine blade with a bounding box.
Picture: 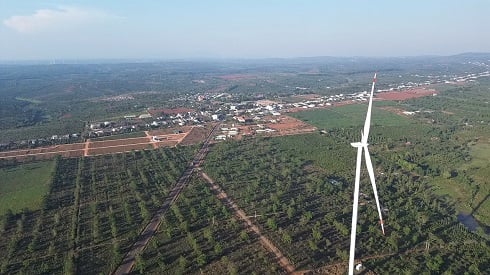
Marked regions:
[348,147,363,275]
[362,73,377,144]
[364,145,385,235]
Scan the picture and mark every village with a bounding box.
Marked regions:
[1,68,489,153]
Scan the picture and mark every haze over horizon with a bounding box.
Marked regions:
[1,0,489,60]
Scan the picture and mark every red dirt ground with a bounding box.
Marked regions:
[0,143,85,158]
[376,88,438,101]
[1,118,314,161]
[179,126,211,146]
[88,137,150,149]
[218,74,258,80]
[265,115,317,135]
[61,113,72,119]
[89,143,153,156]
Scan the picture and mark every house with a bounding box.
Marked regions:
[152,136,167,142]
[215,135,227,140]
[139,114,152,119]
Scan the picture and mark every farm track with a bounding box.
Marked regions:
[0,132,188,159]
[200,172,296,274]
[83,139,90,156]
[144,131,157,149]
[112,123,219,275]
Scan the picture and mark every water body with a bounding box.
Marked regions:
[457,213,490,235]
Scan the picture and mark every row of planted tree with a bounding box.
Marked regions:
[0,146,196,274]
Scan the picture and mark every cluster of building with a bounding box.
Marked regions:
[404,70,490,88]
[4,67,490,152]
[86,109,205,138]
[0,133,81,151]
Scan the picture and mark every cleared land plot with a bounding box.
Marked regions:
[0,160,56,215]
[376,88,437,101]
[88,143,153,156]
[179,126,212,145]
[0,143,85,158]
[289,104,412,129]
[88,137,151,149]
[90,131,147,141]
[265,115,317,135]
[0,126,199,160]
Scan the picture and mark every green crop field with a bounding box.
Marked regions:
[290,104,412,129]
[0,160,56,215]
[454,141,490,225]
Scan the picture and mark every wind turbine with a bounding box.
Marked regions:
[348,73,385,275]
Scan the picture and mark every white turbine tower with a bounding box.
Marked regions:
[348,73,385,275]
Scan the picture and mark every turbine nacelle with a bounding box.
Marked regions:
[350,142,367,148]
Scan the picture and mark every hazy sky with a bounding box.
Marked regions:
[1,0,489,60]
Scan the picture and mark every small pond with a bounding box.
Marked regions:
[457,213,490,235]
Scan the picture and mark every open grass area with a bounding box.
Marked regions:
[290,104,412,129]
[430,141,490,227]
[463,142,490,225]
[0,160,56,215]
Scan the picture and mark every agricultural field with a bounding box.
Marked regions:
[291,79,490,231]
[0,146,196,274]
[0,57,489,274]
[0,160,56,215]
[203,133,490,273]
[0,143,85,160]
[289,104,413,130]
[139,176,282,274]
[401,81,490,228]
[0,125,207,161]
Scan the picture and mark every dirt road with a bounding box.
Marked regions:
[112,123,219,275]
[200,172,296,274]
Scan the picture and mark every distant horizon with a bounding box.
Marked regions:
[1,1,489,60]
[1,52,490,65]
